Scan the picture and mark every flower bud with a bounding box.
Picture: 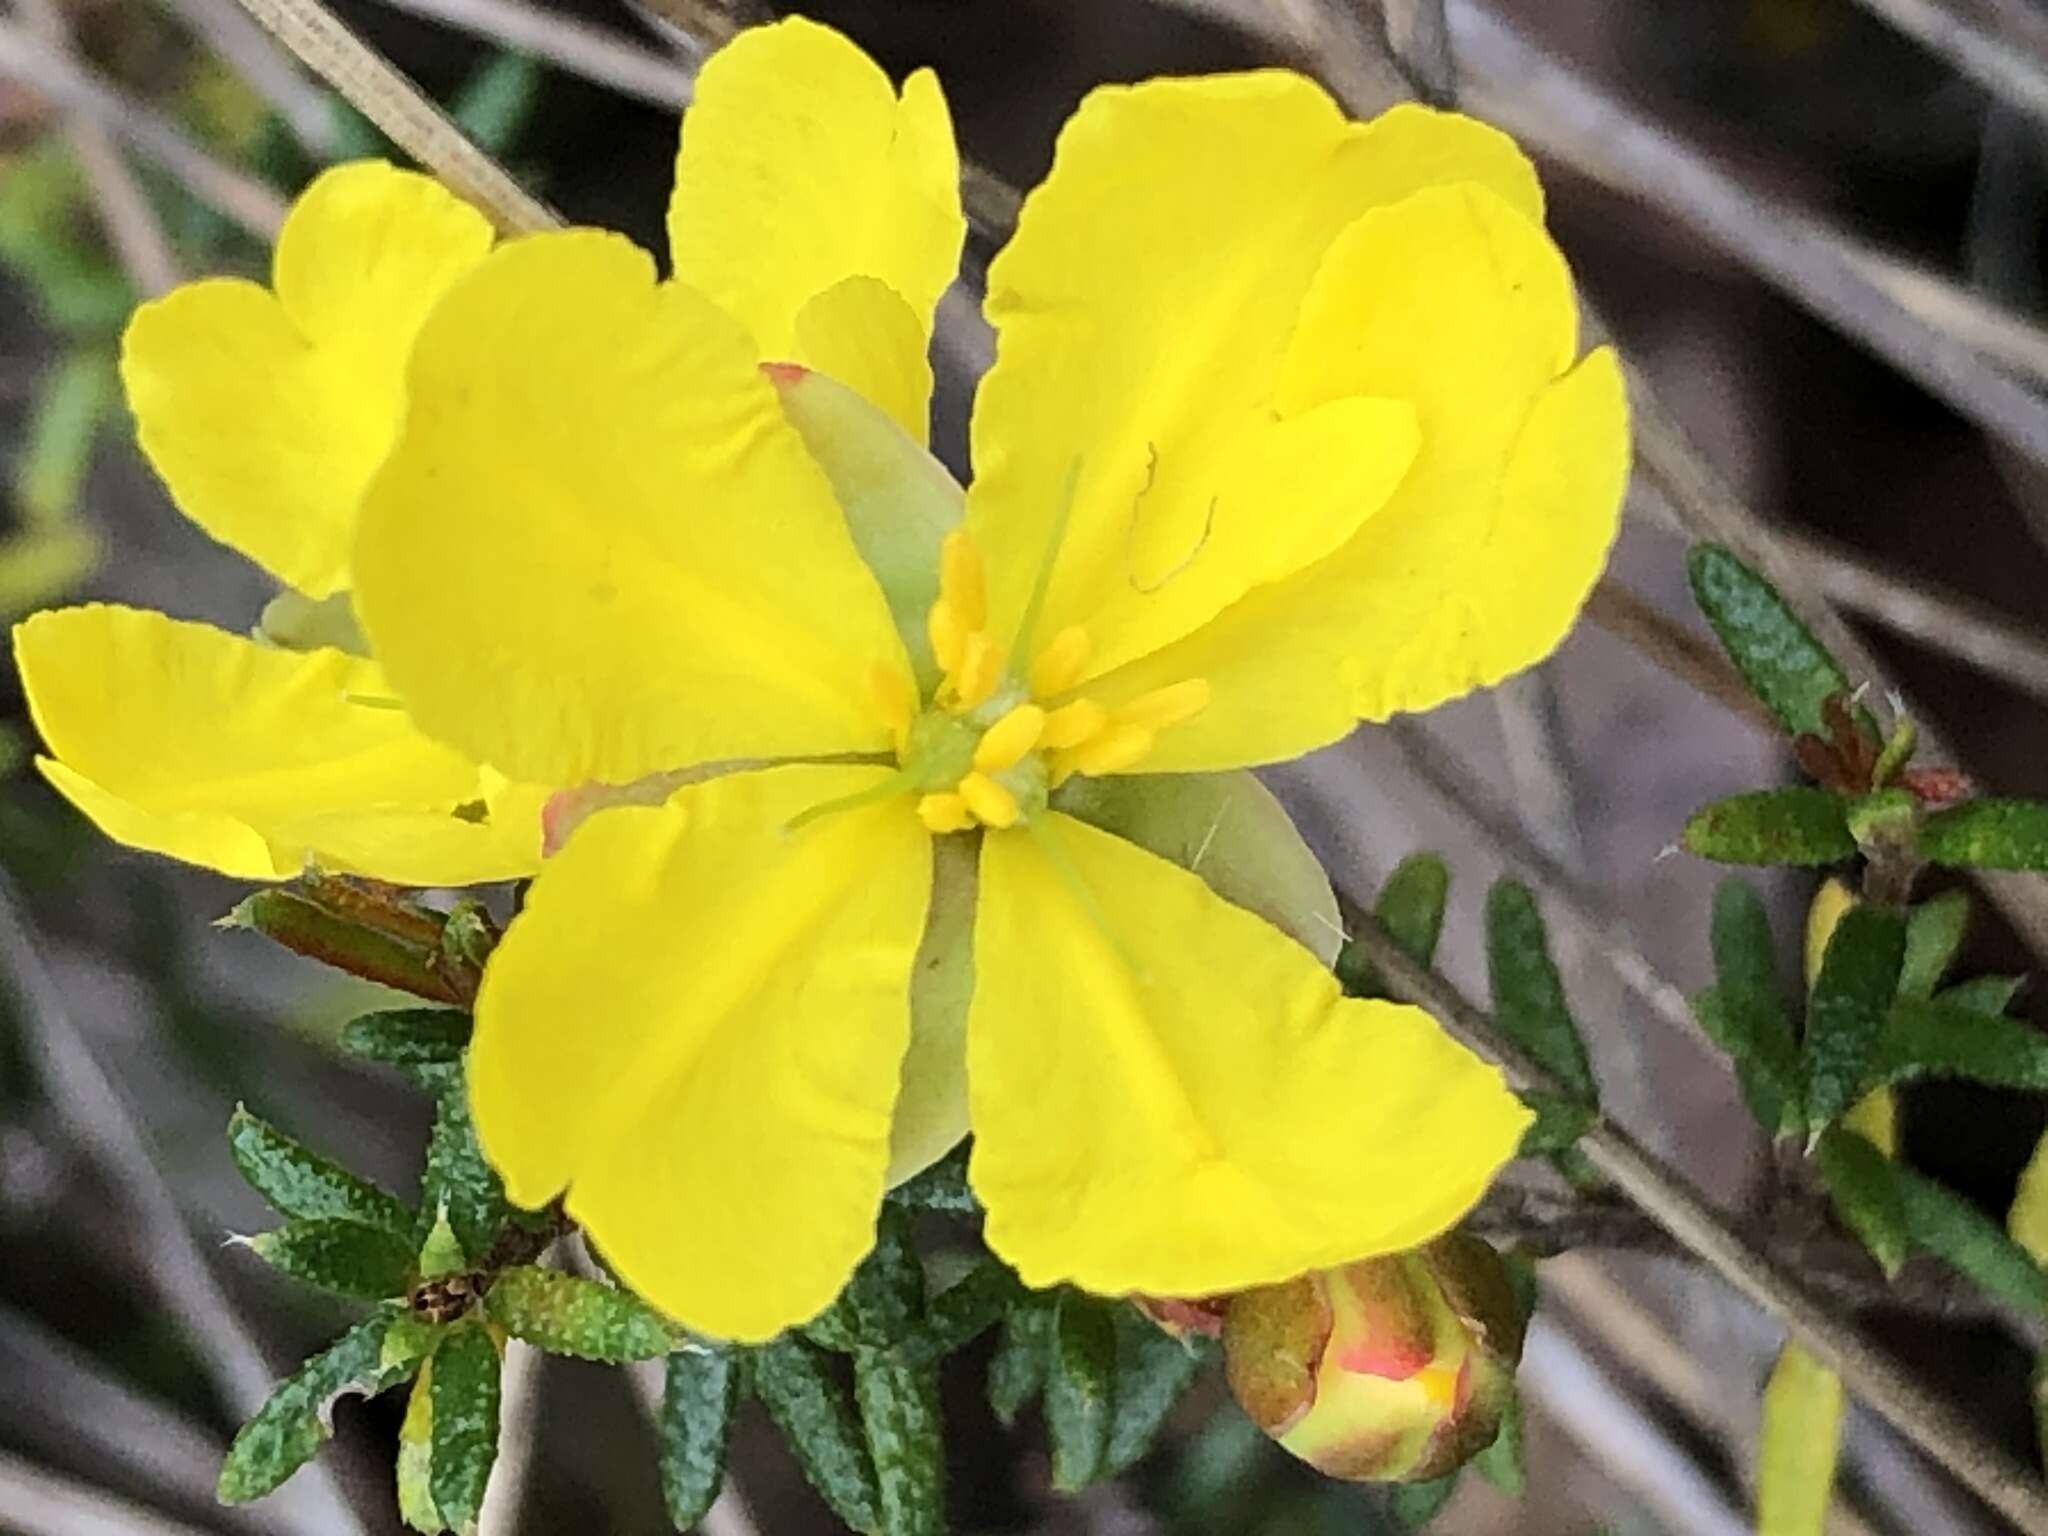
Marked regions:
[1221,1233,1524,1482]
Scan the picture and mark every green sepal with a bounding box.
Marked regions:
[987,1293,1054,1427]
[1814,1127,1910,1277]
[886,1142,976,1214]
[1106,1305,1207,1476]
[855,1349,945,1536]
[427,1320,501,1534]
[660,1345,743,1531]
[1682,787,1857,867]
[753,1334,882,1533]
[341,1009,473,1074]
[218,1305,406,1503]
[807,1206,925,1354]
[1698,879,1804,1134]
[1485,881,1597,1105]
[483,1265,680,1362]
[1899,891,1970,1001]
[1046,1291,1117,1491]
[1872,1000,2048,1093]
[1919,799,2048,871]
[1803,904,1908,1133]
[1686,543,1850,737]
[1338,852,1449,1000]
[248,1218,416,1300]
[228,1105,413,1235]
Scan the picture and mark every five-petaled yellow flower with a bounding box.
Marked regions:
[18,19,1629,1343]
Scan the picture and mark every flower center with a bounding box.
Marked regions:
[864,528,1210,834]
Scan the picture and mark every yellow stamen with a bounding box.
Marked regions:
[1029,624,1092,697]
[957,771,1020,829]
[1117,678,1212,733]
[1040,698,1109,751]
[973,704,1046,774]
[927,599,967,674]
[951,632,1004,711]
[864,661,912,751]
[917,792,976,834]
[1055,723,1154,781]
[938,529,987,632]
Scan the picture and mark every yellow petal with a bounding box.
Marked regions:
[122,162,491,597]
[968,814,1530,1296]
[468,764,930,1340]
[965,79,1539,681]
[792,276,935,441]
[1088,188,1628,771]
[16,604,530,883]
[667,17,961,398]
[353,230,907,789]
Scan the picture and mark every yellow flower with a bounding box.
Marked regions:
[345,18,1623,1341]
[13,162,543,884]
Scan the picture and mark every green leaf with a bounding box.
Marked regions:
[909,1258,1023,1367]
[1472,1391,1526,1496]
[1919,800,2048,871]
[1814,1127,1910,1277]
[660,1345,742,1531]
[397,1361,442,1532]
[808,1207,925,1353]
[753,1334,881,1533]
[1485,881,1596,1104]
[483,1266,679,1362]
[341,1008,472,1072]
[1516,1093,1595,1156]
[987,1294,1053,1428]
[1686,544,1850,737]
[1106,1306,1205,1475]
[1682,788,1857,867]
[1046,1291,1116,1491]
[1893,1157,2048,1313]
[1700,879,1804,1134]
[1338,852,1449,1000]
[18,346,116,525]
[886,1142,976,1214]
[418,1062,511,1266]
[1803,905,1908,1132]
[427,1320,501,1534]
[449,51,541,157]
[1756,1342,1844,1536]
[248,1218,416,1300]
[1899,891,1970,1000]
[1387,1475,1459,1527]
[1871,1001,2048,1093]
[855,1350,945,1536]
[219,1306,403,1503]
[228,1106,413,1235]
[1937,975,2025,1017]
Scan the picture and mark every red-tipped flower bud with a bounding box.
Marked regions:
[1221,1233,1524,1483]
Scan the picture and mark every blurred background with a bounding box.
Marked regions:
[5,0,2048,1532]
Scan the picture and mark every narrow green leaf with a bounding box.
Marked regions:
[753,1335,881,1533]
[909,1258,1023,1367]
[1872,1001,2048,1093]
[1938,975,2025,1017]
[1686,544,1850,737]
[483,1266,679,1362]
[1899,891,1970,1000]
[1515,1093,1595,1156]
[856,1350,945,1536]
[449,51,541,157]
[1894,1159,2048,1314]
[228,1106,413,1234]
[1106,1306,1204,1475]
[987,1294,1053,1427]
[1485,881,1596,1104]
[341,1009,472,1071]
[1814,1128,1910,1277]
[218,1307,401,1502]
[248,1218,415,1300]
[1046,1291,1116,1491]
[1803,905,1908,1132]
[1701,879,1804,1133]
[660,1346,742,1531]
[427,1320,501,1533]
[809,1207,925,1353]
[1472,1391,1526,1496]
[886,1142,976,1214]
[1756,1342,1844,1536]
[1920,800,2048,872]
[417,1063,511,1266]
[1683,788,1857,867]
[397,1358,442,1533]
[18,346,115,525]
[1338,852,1449,1000]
